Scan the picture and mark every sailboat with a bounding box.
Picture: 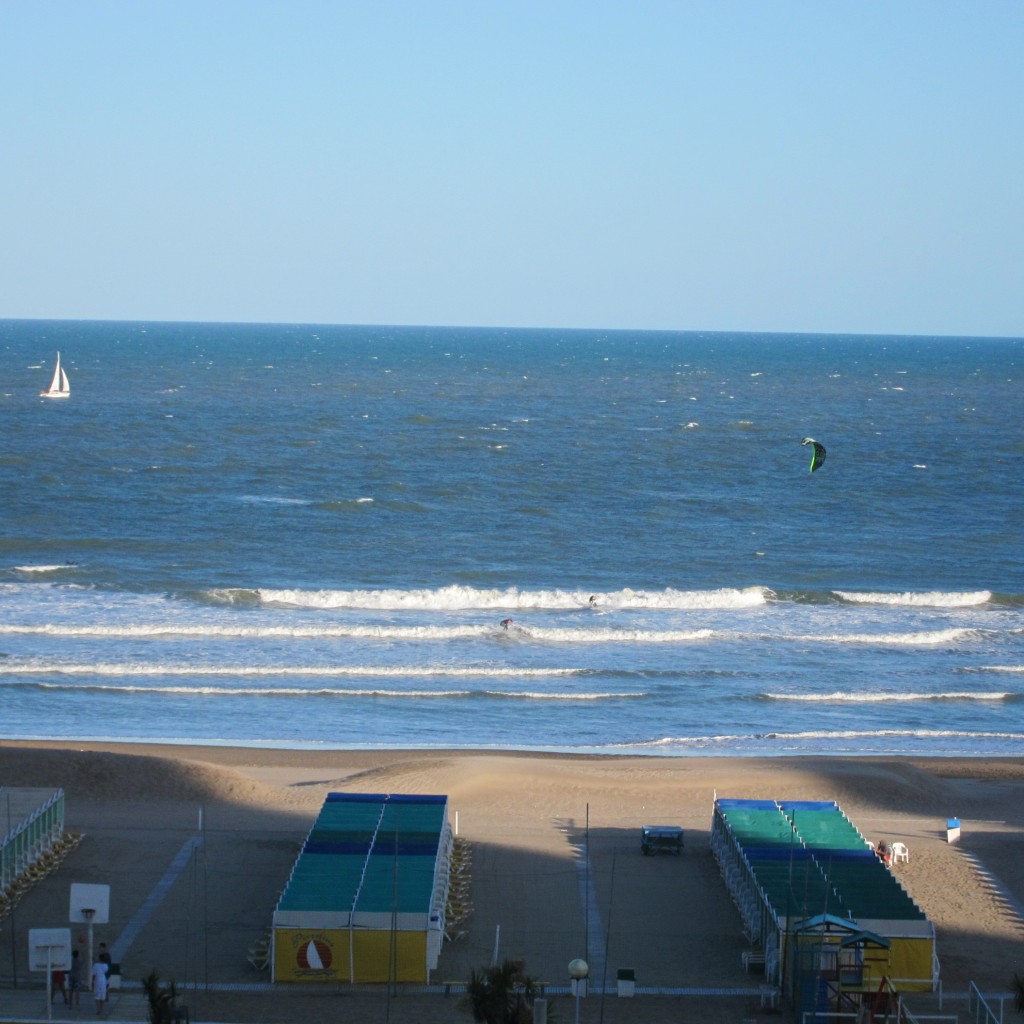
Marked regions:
[40,352,70,398]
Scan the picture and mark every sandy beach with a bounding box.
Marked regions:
[2,742,1022,1023]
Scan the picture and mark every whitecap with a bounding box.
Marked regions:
[834,590,990,608]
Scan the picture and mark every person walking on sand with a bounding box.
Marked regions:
[67,948,82,1009]
[92,958,108,1015]
[51,966,68,1005]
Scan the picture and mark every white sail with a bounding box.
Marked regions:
[41,352,71,398]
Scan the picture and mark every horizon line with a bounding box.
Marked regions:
[2,315,1021,343]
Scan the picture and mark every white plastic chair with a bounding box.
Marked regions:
[890,841,909,864]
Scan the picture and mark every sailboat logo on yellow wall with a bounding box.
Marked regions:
[296,938,333,970]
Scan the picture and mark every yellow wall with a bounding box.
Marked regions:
[788,933,934,996]
[886,937,934,992]
[852,937,934,992]
[274,927,429,984]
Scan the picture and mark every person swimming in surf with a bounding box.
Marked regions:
[588,595,597,607]
[500,618,512,630]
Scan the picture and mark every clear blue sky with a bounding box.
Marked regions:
[3,1,1022,335]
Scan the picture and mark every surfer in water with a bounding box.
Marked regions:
[500,618,513,631]
[588,595,597,607]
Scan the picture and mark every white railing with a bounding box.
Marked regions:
[968,981,1003,1024]
[802,1011,958,1024]
[0,789,64,889]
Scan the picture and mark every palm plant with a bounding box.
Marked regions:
[141,970,178,1024]
[462,958,543,1024]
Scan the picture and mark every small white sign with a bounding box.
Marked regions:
[69,883,110,924]
[29,928,72,972]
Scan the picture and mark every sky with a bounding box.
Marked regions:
[2,1,1022,336]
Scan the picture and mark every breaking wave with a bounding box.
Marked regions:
[834,590,992,607]
[237,584,771,611]
[4,680,634,701]
[763,690,1012,703]
[627,728,1024,747]
[4,663,579,678]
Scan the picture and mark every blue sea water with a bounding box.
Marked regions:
[1,319,1022,757]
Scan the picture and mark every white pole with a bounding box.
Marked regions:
[455,811,459,836]
[492,924,500,965]
[46,946,53,1020]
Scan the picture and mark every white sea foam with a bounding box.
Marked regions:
[764,691,1010,702]
[834,590,992,607]
[251,584,771,611]
[239,495,312,505]
[36,683,474,697]
[17,682,631,700]
[11,564,75,573]
[0,622,723,643]
[0,623,981,646]
[8,663,580,677]
[785,628,977,645]
[515,627,716,643]
[0,623,492,640]
[631,728,1024,747]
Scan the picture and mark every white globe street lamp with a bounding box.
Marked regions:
[568,958,589,1024]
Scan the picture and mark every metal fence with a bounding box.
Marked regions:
[1,788,65,890]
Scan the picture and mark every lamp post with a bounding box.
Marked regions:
[568,958,589,1024]
[81,910,95,991]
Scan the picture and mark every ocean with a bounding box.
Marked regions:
[2,319,1022,757]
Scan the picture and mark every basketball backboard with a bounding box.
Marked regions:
[69,882,110,924]
[29,928,71,972]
